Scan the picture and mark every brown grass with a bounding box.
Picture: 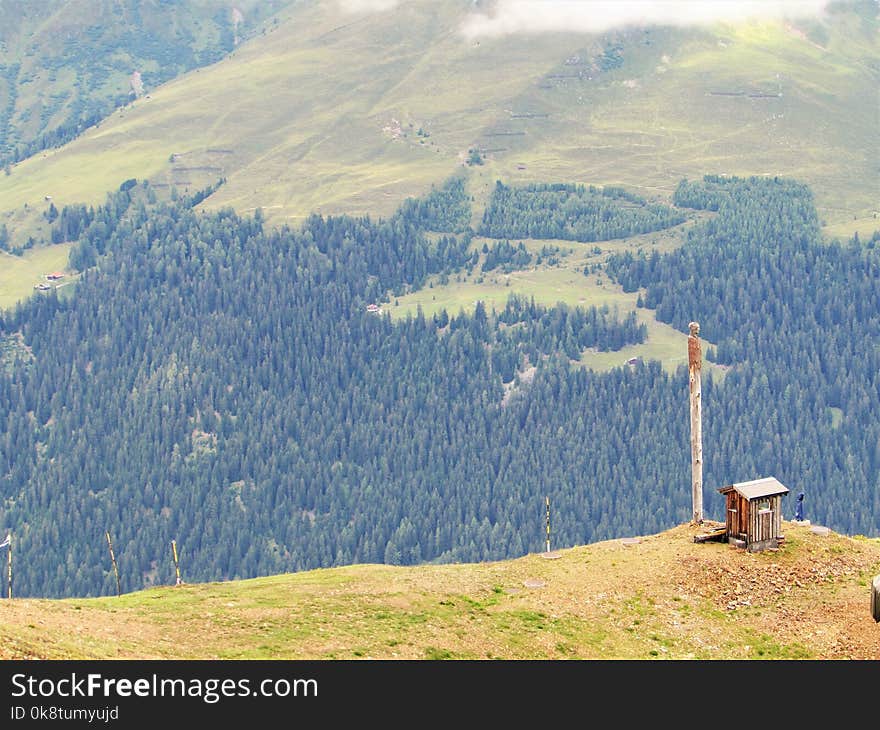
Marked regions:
[1,522,877,660]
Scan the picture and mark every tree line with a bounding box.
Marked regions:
[479,181,686,242]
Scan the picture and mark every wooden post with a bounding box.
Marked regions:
[545,496,551,553]
[688,321,703,524]
[171,540,182,586]
[872,575,880,623]
[6,534,11,600]
[106,531,121,597]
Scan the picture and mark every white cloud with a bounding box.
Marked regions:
[338,0,400,13]
[461,0,830,39]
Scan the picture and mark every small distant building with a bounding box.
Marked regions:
[46,272,65,280]
[626,356,642,366]
[718,476,789,552]
[366,304,381,314]
[34,282,51,291]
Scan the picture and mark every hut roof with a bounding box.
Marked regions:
[718,476,789,500]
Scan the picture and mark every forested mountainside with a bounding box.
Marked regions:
[0,175,878,598]
[608,177,880,533]
[0,0,291,168]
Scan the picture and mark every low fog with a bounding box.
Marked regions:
[339,0,400,13]
[337,1,830,37]
[461,1,830,38]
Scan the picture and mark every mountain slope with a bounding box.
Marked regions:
[0,0,876,238]
[0,0,294,166]
[1,522,877,660]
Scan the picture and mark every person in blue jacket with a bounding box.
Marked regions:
[794,492,805,522]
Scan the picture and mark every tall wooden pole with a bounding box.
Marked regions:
[545,496,551,553]
[106,531,121,597]
[688,321,703,524]
[171,540,182,586]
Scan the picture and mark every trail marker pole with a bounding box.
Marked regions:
[106,531,121,596]
[688,321,704,524]
[6,534,11,600]
[171,540,182,586]
[545,496,551,553]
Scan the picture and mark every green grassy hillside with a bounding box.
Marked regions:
[1,522,877,659]
[0,0,876,238]
[0,243,73,308]
[390,221,725,373]
[0,0,295,166]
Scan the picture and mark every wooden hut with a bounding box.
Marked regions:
[718,476,789,552]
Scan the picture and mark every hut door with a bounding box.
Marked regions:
[727,495,737,534]
[757,502,772,542]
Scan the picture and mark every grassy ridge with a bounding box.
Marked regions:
[1,523,877,659]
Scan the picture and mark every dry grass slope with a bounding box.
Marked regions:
[1,522,877,660]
